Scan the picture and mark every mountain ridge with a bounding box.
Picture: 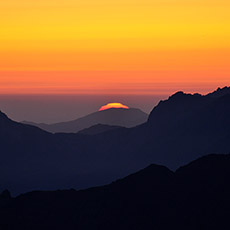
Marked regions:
[23,107,148,133]
[78,123,124,135]
[0,86,230,195]
[1,154,230,230]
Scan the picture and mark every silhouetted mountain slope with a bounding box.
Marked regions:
[142,88,230,165]
[0,110,51,146]
[1,86,230,195]
[23,108,148,133]
[78,124,123,135]
[207,86,230,98]
[1,154,230,230]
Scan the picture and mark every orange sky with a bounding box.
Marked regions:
[0,0,229,95]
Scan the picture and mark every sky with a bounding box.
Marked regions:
[0,0,229,121]
[0,94,165,123]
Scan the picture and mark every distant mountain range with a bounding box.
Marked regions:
[78,124,124,135]
[22,108,148,133]
[0,86,230,195]
[1,153,230,230]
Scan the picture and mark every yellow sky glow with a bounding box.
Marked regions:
[0,0,229,94]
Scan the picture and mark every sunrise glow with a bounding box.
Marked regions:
[0,0,230,94]
[99,103,129,111]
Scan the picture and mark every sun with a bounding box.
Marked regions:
[99,103,129,111]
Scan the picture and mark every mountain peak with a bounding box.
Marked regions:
[207,86,230,98]
[23,107,148,133]
[170,91,185,97]
[148,91,204,124]
[169,91,202,101]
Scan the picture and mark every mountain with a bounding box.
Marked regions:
[78,124,124,135]
[0,110,50,139]
[143,87,230,166]
[23,108,148,133]
[1,154,230,230]
[207,86,230,98]
[1,86,230,195]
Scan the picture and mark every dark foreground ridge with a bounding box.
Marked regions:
[1,154,230,230]
[0,86,230,195]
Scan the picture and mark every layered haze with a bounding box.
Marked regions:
[0,94,161,123]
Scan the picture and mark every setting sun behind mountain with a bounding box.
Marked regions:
[99,103,129,111]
